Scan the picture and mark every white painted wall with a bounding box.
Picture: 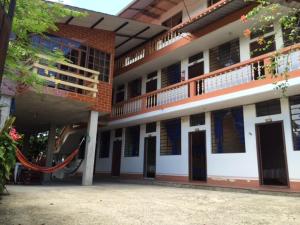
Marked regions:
[156,117,189,176]
[206,106,259,180]
[120,127,144,174]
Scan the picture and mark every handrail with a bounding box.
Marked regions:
[112,44,300,118]
[33,54,100,98]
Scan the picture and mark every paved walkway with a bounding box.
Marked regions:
[0,182,300,225]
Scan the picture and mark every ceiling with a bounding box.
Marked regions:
[56,5,168,57]
[118,0,183,23]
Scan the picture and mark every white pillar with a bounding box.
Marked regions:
[0,95,12,129]
[240,36,251,61]
[82,111,99,186]
[43,124,56,182]
[203,50,210,73]
[274,22,284,50]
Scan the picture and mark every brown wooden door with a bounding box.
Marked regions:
[189,131,207,181]
[144,136,156,178]
[111,140,122,177]
[256,122,289,186]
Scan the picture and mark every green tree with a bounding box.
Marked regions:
[1,0,85,88]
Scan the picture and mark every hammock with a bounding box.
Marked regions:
[16,138,85,174]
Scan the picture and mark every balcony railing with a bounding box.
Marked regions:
[33,54,100,98]
[112,45,300,119]
[115,29,190,72]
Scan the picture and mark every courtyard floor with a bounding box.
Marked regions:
[0,182,300,225]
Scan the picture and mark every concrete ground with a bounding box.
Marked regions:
[0,182,300,225]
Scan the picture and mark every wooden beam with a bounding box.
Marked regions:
[65,16,74,25]
[90,17,104,29]
[33,63,100,84]
[114,22,129,32]
[116,26,150,49]
[116,33,148,40]
[39,76,98,93]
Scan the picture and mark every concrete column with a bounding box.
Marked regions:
[274,22,284,50]
[240,36,251,61]
[0,95,12,129]
[203,50,210,73]
[43,124,56,182]
[82,111,99,186]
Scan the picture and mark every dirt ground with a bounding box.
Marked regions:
[0,182,300,225]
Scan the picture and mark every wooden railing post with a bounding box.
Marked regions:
[189,81,196,97]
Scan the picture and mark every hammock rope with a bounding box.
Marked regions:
[16,138,85,174]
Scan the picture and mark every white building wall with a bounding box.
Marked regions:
[206,106,259,180]
[96,96,300,183]
[120,127,144,174]
[156,117,189,177]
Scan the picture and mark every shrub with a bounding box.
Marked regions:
[0,117,21,194]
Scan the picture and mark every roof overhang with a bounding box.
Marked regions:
[177,0,251,33]
[117,0,182,20]
[54,4,168,57]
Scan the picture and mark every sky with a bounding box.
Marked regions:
[49,0,134,15]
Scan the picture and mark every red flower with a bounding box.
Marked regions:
[9,128,22,141]
[241,15,248,23]
[243,29,251,38]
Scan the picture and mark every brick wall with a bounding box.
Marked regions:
[52,24,115,114]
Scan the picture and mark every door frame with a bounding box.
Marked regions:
[143,136,156,178]
[255,121,290,187]
[188,130,207,181]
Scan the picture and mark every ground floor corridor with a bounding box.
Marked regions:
[1,182,300,225]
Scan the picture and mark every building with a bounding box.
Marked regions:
[9,0,300,190]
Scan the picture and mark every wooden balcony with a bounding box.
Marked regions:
[114,0,251,76]
[111,45,300,119]
[33,54,100,98]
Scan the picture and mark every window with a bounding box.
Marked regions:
[209,39,240,72]
[99,131,110,158]
[87,48,110,82]
[32,34,111,82]
[115,128,122,138]
[289,95,300,151]
[211,107,245,153]
[146,72,158,93]
[249,25,276,58]
[256,99,281,117]
[128,78,142,99]
[146,122,156,133]
[125,126,140,157]
[161,62,181,88]
[282,13,300,47]
[207,0,221,7]
[190,113,205,127]
[188,52,204,79]
[162,11,182,28]
[160,118,181,155]
[115,85,125,103]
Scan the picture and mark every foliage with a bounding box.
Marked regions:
[242,0,300,95]
[0,117,22,194]
[27,132,49,159]
[1,0,86,89]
